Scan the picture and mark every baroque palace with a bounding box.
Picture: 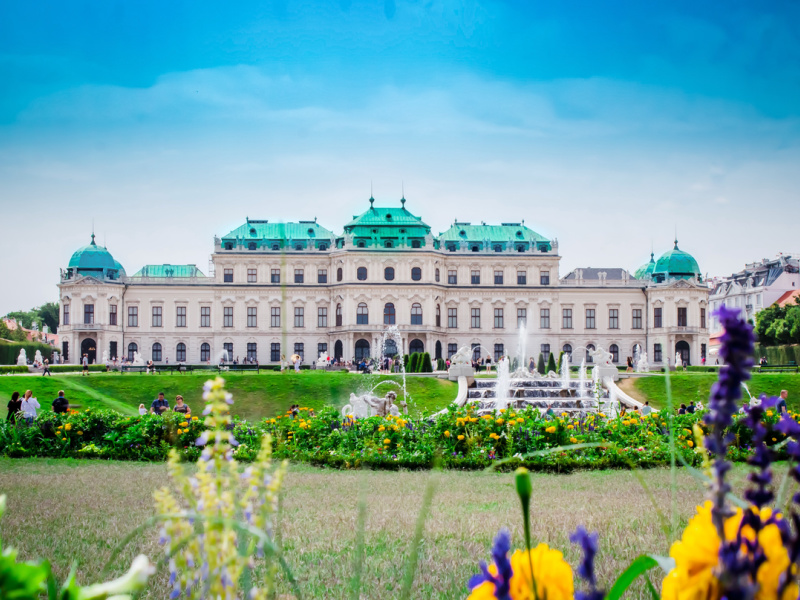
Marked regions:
[58,198,710,367]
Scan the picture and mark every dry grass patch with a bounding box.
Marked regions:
[0,459,784,599]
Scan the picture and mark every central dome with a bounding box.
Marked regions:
[67,234,125,279]
[652,241,701,282]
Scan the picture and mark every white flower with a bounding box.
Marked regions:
[78,555,155,600]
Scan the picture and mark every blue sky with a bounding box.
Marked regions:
[1,0,799,315]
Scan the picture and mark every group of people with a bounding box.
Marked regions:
[139,392,192,415]
[6,389,71,423]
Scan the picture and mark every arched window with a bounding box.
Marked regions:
[357,303,369,325]
[411,240,421,249]
[357,240,366,248]
[411,267,422,281]
[435,340,442,360]
[436,304,441,327]
[609,344,619,363]
[562,344,572,360]
[334,340,343,359]
[200,343,210,362]
[152,342,162,362]
[411,303,422,325]
[409,339,424,354]
[385,241,393,248]
[384,303,395,325]
[357,267,367,281]
[355,339,370,361]
[586,344,595,364]
[336,303,342,327]
[337,267,343,282]
[127,342,137,361]
[435,268,440,282]
[176,343,186,362]
[384,267,395,281]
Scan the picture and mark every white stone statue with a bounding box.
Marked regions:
[101,350,109,365]
[132,351,145,366]
[16,349,27,366]
[316,352,330,368]
[450,346,473,366]
[589,346,614,368]
[341,391,407,419]
[636,351,649,373]
[675,352,683,369]
[34,350,43,365]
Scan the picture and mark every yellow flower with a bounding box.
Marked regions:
[567,424,574,430]
[546,426,557,434]
[378,426,385,432]
[383,438,391,445]
[767,410,774,417]
[62,437,67,441]
[457,434,465,440]
[687,440,694,447]
[489,433,499,440]
[468,544,574,600]
[570,437,578,444]
[561,412,568,417]
[180,422,189,427]
[192,416,198,420]
[516,418,524,424]
[444,430,451,438]
[599,413,606,418]
[64,423,72,431]
[662,501,797,600]
[496,419,504,425]
[77,431,83,435]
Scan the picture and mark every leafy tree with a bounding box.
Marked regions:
[537,353,546,375]
[37,302,59,333]
[11,327,27,342]
[0,320,10,340]
[547,352,557,374]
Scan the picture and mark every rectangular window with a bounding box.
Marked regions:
[271,269,280,284]
[677,307,687,327]
[271,307,280,328]
[654,343,662,362]
[62,340,69,361]
[223,343,233,362]
[654,307,662,328]
[270,343,281,362]
[63,304,70,325]
[318,307,328,328]
[200,307,211,327]
[176,306,187,328]
[541,343,551,361]
[448,308,457,328]
[471,270,481,285]
[109,304,117,326]
[294,269,304,284]
[247,307,257,328]
[701,308,706,328]
[609,308,619,329]
[152,306,162,328]
[517,308,527,328]
[448,270,457,284]
[109,341,117,360]
[317,269,327,284]
[128,306,138,327]
[84,304,94,325]
[494,343,504,358]
[701,343,707,359]
[448,343,458,359]
[471,308,481,329]
[247,268,257,283]
[224,268,233,283]
[494,270,503,285]
[294,307,304,328]
[517,271,527,285]
[540,271,550,285]
[246,343,257,362]
[632,309,642,329]
[294,343,304,361]
[540,308,550,329]
[494,308,504,329]
[585,308,596,329]
[223,307,233,328]
[562,308,573,329]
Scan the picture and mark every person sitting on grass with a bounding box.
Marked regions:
[151,392,170,415]
[678,403,687,415]
[173,395,190,415]
[687,401,696,414]
[138,403,148,416]
[52,390,69,414]
[641,400,652,416]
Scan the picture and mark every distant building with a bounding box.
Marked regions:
[1,317,59,347]
[57,199,710,367]
[708,255,800,334]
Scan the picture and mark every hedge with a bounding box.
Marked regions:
[49,365,107,373]
[0,340,54,366]
[754,343,800,366]
[0,365,29,375]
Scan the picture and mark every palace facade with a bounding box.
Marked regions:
[58,198,710,367]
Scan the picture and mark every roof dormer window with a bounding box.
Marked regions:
[250,228,257,236]
[248,242,257,250]
[386,214,392,220]
[224,243,233,250]
[271,243,279,251]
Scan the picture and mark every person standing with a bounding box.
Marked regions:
[52,391,69,414]
[82,354,89,376]
[6,391,22,424]
[778,390,789,414]
[626,356,633,373]
[641,401,652,416]
[21,390,40,423]
[42,359,52,376]
[151,392,170,415]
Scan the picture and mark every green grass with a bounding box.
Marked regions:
[0,458,790,599]
[0,371,456,420]
[633,372,800,410]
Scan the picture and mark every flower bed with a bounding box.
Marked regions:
[0,402,793,471]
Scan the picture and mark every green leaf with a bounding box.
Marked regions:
[644,575,660,600]
[605,555,661,600]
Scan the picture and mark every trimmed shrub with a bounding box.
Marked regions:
[547,353,557,374]
[403,354,410,370]
[408,352,420,373]
[420,352,433,373]
[537,353,546,375]
[754,343,800,366]
[49,365,107,373]
[556,351,565,374]
[0,340,54,366]
[0,365,29,374]
[437,358,446,371]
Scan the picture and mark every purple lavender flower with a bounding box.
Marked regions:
[468,528,513,600]
[570,526,604,600]
[742,395,777,508]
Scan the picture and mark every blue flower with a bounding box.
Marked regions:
[468,528,513,600]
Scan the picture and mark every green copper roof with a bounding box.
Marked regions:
[220,219,335,251]
[130,264,206,278]
[634,253,656,279]
[438,222,551,252]
[652,241,702,282]
[343,198,431,248]
[67,234,124,279]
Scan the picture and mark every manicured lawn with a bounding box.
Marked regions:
[0,371,456,420]
[633,372,800,410]
[0,458,780,599]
